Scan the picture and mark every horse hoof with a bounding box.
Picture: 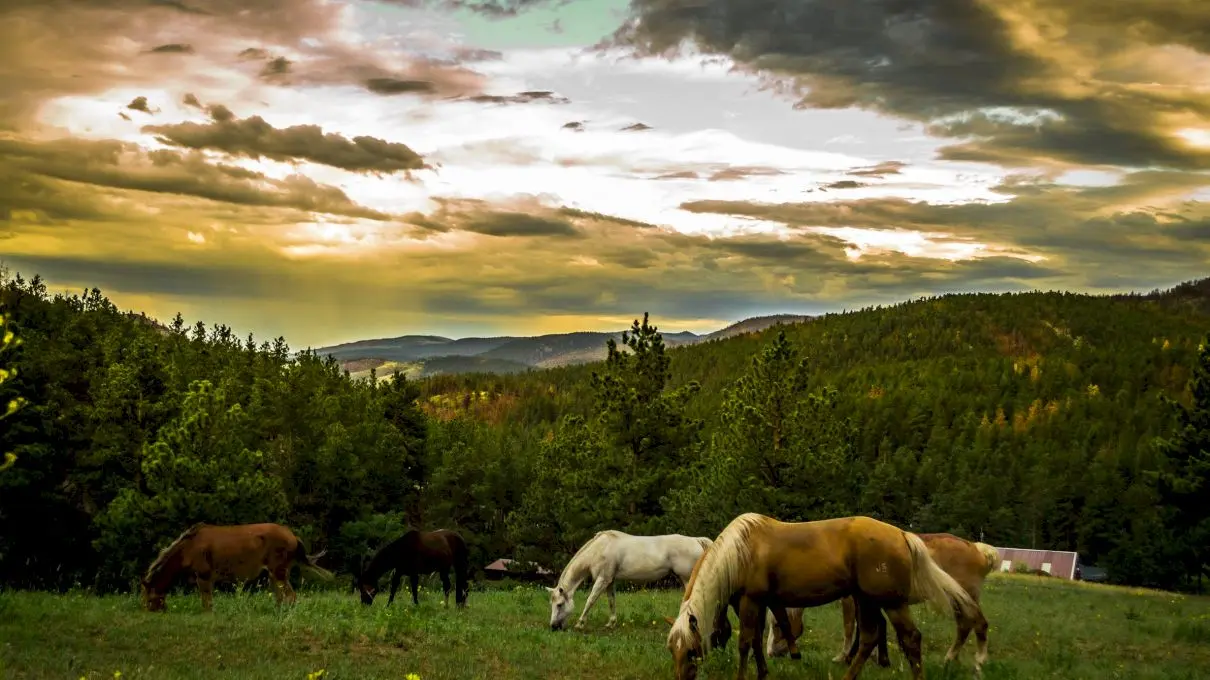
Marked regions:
[790,653,801,661]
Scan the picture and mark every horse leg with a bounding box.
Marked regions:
[274,565,297,606]
[409,572,420,606]
[882,604,925,680]
[875,609,890,667]
[734,595,764,680]
[835,596,856,663]
[769,606,801,660]
[968,604,990,674]
[605,581,618,628]
[197,573,215,613]
[839,596,882,680]
[440,569,451,608]
[387,570,403,605]
[575,575,610,630]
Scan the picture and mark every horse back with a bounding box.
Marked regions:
[916,533,989,597]
[756,516,913,606]
[187,523,298,578]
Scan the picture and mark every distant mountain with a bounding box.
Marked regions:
[316,315,811,379]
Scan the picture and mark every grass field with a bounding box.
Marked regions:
[2,574,1208,680]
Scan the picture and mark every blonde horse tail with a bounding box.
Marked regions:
[905,532,979,621]
[294,543,335,581]
[973,542,1000,576]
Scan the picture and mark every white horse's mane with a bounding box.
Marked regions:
[669,513,769,651]
[556,529,625,592]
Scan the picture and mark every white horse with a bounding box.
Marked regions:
[547,530,713,630]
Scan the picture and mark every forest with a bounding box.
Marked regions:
[1,269,1208,594]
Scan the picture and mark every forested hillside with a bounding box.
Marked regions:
[2,269,1208,594]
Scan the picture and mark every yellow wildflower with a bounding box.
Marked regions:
[406,674,421,680]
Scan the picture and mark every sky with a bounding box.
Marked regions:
[2,0,1209,348]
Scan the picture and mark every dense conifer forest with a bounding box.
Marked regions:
[2,270,1209,593]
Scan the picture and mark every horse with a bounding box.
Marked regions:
[358,528,470,608]
[548,530,713,631]
[140,522,333,613]
[663,513,979,680]
[764,535,999,673]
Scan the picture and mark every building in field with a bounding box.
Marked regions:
[992,546,1080,580]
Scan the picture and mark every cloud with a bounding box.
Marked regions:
[149,43,195,54]
[127,97,155,114]
[848,161,907,178]
[0,137,394,222]
[679,170,1210,280]
[144,109,430,175]
[609,0,1210,171]
[465,90,570,105]
[365,78,437,95]
[182,93,203,109]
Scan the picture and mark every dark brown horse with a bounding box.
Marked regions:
[358,528,470,607]
[140,522,333,612]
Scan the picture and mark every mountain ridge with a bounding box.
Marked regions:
[316,314,813,380]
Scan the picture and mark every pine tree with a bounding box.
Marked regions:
[1152,332,1210,590]
[588,313,701,527]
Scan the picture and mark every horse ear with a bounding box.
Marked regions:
[688,614,699,634]
[663,616,676,627]
[545,586,555,593]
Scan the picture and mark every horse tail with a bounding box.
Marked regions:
[450,532,471,605]
[904,531,978,621]
[294,541,335,581]
[973,542,1000,576]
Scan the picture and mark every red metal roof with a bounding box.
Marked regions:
[994,547,1079,580]
[485,558,552,575]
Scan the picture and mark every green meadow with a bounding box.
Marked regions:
[1,574,1207,680]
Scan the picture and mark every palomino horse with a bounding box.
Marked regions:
[358,528,470,607]
[548,530,712,631]
[664,513,979,680]
[140,522,333,612]
[766,534,999,673]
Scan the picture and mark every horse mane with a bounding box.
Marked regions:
[143,522,206,585]
[973,542,1000,574]
[555,530,624,590]
[672,513,769,652]
[694,536,713,551]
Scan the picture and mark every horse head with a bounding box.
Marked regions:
[545,585,575,630]
[664,612,703,680]
[357,569,377,605]
[140,577,167,613]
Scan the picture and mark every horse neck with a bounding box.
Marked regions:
[556,540,602,594]
[146,547,186,593]
[364,536,409,582]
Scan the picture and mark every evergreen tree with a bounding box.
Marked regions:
[0,308,24,471]
[588,313,701,528]
[664,329,857,535]
[1152,332,1210,590]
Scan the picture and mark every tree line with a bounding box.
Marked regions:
[1,270,1208,593]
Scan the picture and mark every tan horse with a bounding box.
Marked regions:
[664,513,979,680]
[140,522,334,612]
[766,534,999,673]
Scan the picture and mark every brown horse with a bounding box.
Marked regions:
[663,513,979,680]
[766,534,999,673]
[357,528,470,607]
[140,522,333,612]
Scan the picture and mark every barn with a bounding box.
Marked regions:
[993,546,1080,580]
[483,558,553,582]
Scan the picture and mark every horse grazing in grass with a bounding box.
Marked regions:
[664,513,979,680]
[140,522,333,613]
[358,528,470,608]
[548,530,712,631]
[765,534,999,673]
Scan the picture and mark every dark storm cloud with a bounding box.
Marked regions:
[365,78,437,95]
[149,43,194,54]
[0,137,393,221]
[601,0,1210,171]
[144,110,430,175]
[465,90,570,105]
[460,212,584,238]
